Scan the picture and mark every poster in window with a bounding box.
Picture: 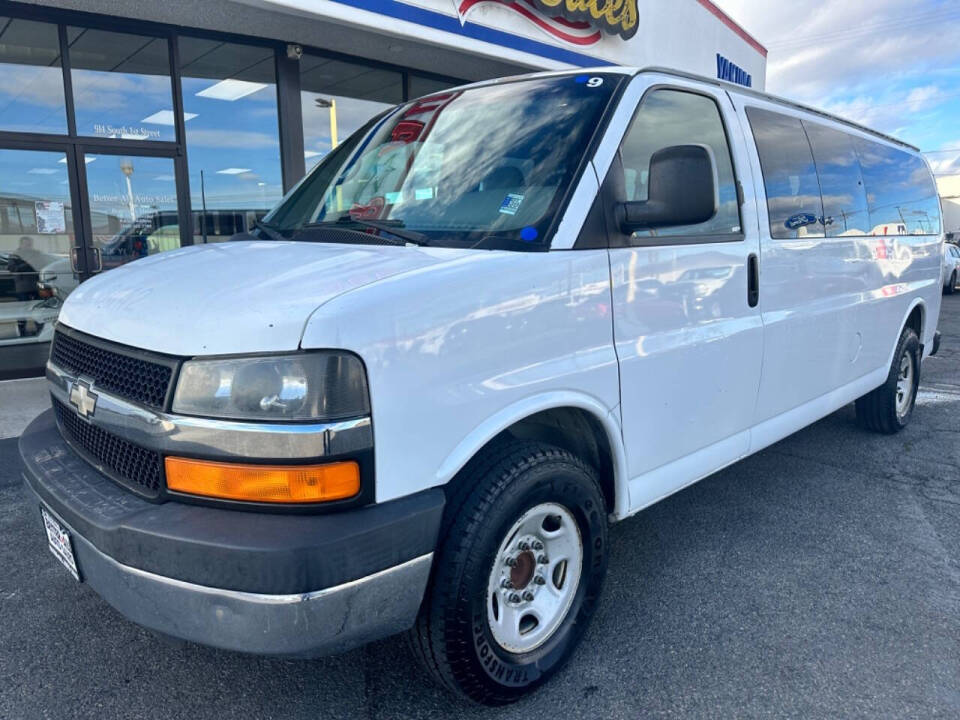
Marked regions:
[35,201,66,234]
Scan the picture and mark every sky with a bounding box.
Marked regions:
[712,0,960,175]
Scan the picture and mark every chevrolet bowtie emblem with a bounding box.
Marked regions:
[69,380,98,419]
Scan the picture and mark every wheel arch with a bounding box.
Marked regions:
[434,393,629,519]
[892,298,926,363]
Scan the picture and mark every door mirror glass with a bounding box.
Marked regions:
[617,144,717,233]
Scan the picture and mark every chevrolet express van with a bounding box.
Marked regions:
[20,67,944,705]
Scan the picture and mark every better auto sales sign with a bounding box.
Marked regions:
[526,0,639,39]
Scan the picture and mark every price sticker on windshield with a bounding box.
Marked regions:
[499,193,525,216]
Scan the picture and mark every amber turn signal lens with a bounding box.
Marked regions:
[165,457,360,504]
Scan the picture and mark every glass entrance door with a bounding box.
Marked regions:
[0,146,79,378]
[79,152,182,276]
[0,146,185,378]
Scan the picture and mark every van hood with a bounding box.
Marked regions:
[59,240,469,356]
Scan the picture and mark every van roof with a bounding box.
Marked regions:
[450,66,917,153]
[637,66,919,152]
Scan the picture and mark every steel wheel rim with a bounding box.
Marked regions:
[486,502,583,654]
[895,350,915,417]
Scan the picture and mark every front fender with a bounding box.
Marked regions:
[299,248,622,514]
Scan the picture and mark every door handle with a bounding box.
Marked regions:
[70,246,81,273]
[90,246,103,272]
[747,253,759,308]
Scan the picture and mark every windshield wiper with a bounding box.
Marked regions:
[304,217,431,246]
[252,219,288,242]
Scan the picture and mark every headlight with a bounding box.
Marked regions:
[172,352,369,422]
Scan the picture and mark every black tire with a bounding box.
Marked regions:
[409,440,608,705]
[946,271,957,295]
[855,325,920,433]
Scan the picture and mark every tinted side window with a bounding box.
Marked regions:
[620,89,741,238]
[746,107,824,239]
[803,122,869,236]
[854,139,940,236]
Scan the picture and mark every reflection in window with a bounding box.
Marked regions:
[0,17,67,134]
[620,90,741,238]
[0,149,75,377]
[747,107,825,239]
[84,155,180,268]
[68,27,174,141]
[803,121,869,236]
[180,38,282,242]
[266,74,622,250]
[854,138,941,236]
[300,55,402,171]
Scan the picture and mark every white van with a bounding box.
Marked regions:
[21,67,944,705]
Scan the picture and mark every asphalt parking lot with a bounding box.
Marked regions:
[2,296,958,720]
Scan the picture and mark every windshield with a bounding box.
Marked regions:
[262,73,623,250]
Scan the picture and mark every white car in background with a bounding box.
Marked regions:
[944,242,960,294]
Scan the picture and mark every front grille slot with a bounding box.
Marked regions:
[53,398,163,497]
[51,330,174,410]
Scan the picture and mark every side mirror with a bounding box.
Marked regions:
[617,144,718,233]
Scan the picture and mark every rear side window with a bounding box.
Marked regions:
[746,107,824,239]
[854,138,941,236]
[803,122,870,236]
[619,89,741,239]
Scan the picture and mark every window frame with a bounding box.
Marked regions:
[0,1,468,201]
[606,83,746,249]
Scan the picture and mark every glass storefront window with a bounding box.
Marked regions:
[180,38,283,242]
[84,154,181,268]
[68,27,174,142]
[0,149,75,378]
[0,16,68,134]
[300,55,402,171]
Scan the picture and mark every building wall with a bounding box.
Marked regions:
[15,0,767,86]
[13,0,525,81]
[937,175,960,237]
[236,0,767,87]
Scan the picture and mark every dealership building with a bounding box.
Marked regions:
[0,0,766,379]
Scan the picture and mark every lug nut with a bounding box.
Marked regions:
[534,575,546,585]
[505,556,517,567]
[500,579,513,589]
[509,593,521,603]
[532,540,544,551]
[522,591,535,602]
[537,554,549,565]
[518,540,530,551]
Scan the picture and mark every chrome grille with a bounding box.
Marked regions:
[50,329,174,410]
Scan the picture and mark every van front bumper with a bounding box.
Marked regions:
[20,409,444,657]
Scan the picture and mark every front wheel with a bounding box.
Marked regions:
[855,325,920,433]
[409,441,608,705]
